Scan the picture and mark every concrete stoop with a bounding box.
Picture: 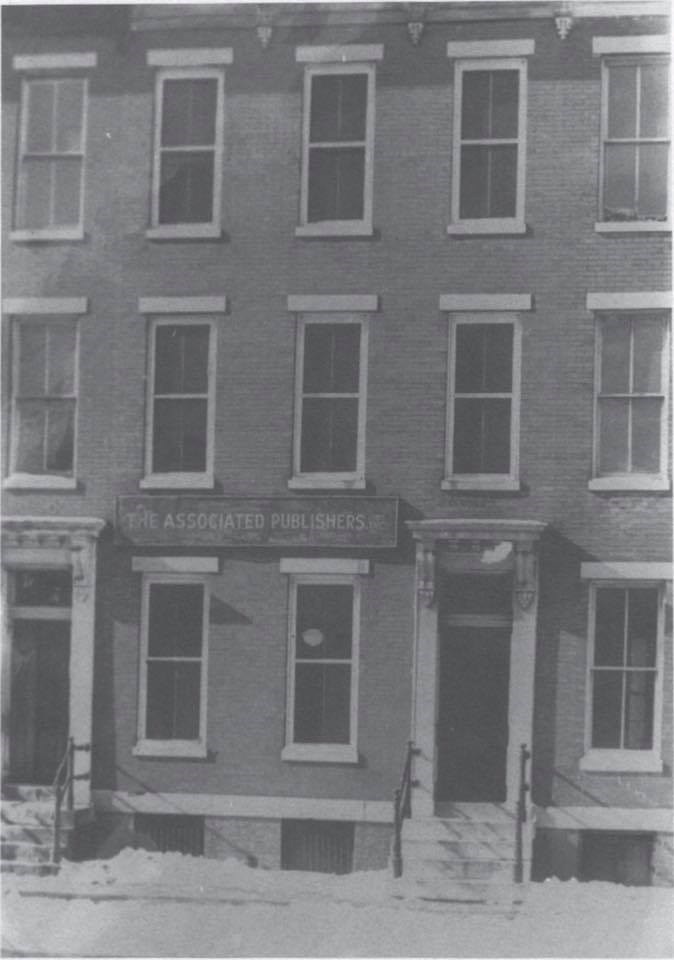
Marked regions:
[1,785,85,877]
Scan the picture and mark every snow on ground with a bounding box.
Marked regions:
[2,850,673,958]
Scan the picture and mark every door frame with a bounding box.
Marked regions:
[1,517,104,805]
[407,518,546,818]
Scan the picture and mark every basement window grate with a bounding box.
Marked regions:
[134,814,205,856]
[281,819,354,874]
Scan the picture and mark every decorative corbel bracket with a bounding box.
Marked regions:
[257,25,273,49]
[407,21,425,46]
[416,542,436,608]
[514,541,537,611]
[554,4,574,40]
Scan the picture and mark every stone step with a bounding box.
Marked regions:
[433,802,516,823]
[403,856,518,882]
[1,801,75,829]
[0,822,55,845]
[403,838,515,860]
[403,818,516,843]
[1,840,53,863]
[0,860,59,877]
[394,877,526,905]
[2,784,56,803]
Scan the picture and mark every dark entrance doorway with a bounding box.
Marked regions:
[9,620,70,784]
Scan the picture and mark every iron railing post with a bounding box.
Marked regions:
[392,788,402,878]
[66,737,75,812]
[515,742,531,884]
[392,740,416,879]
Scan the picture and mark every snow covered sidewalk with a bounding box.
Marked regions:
[2,850,673,957]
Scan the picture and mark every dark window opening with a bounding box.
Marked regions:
[281,820,354,874]
[580,832,654,886]
[134,814,205,856]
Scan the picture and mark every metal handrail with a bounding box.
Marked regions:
[52,738,89,865]
[514,742,531,883]
[392,739,416,879]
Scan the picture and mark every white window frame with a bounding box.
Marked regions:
[443,314,522,491]
[134,573,210,759]
[449,57,528,235]
[290,313,368,490]
[7,316,80,491]
[13,75,89,242]
[282,569,362,764]
[142,315,217,490]
[590,311,670,491]
[148,66,225,240]
[597,55,671,233]
[297,62,376,237]
[581,581,666,773]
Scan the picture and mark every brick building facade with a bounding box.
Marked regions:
[1,2,671,886]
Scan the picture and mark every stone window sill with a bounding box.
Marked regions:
[146,224,222,240]
[442,476,520,492]
[295,222,373,238]
[10,227,85,243]
[288,475,366,491]
[282,744,358,764]
[133,740,207,759]
[140,474,214,490]
[447,220,527,236]
[580,750,663,773]
[594,221,670,234]
[589,475,669,492]
[4,474,78,490]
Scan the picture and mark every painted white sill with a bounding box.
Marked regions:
[133,740,208,759]
[4,474,78,490]
[595,221,670,234]
[282,744,358,764]
[288,474,366,491]
[580,750,663,774]
[140,473,215,490]
[589,475,669,492]
[442,476,520,492]
[10,227,85,242]
[146,224,222,240]
[295,221,373,238]
[447,219,527,236]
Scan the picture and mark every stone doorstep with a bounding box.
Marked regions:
[0,861,59,877]
[403,857,519,882]
[403,838,515,859]
[1,841,54,863]
[403,819,517,841]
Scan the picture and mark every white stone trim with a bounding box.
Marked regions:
[133,740,208,759]
[280,558,370,576]
[287,295,379,313]
[588,476,670,492]
[92,789,392,823]
[295,45,384,63]
[147,48,233,67]
[595,221,671,234]
[587,292,672,311]
[10,228,86,243]
[536,806,673,833]
[4,475,78,491]
[138,296,227,315]
[132,557,219,574]
[446,39,535,58]
[145,224,223,241]
[580,562,672,580]
[439,294,532,312]
[592,35,669,56]
[13,53,97,71]
[281,744,359,764]
[3,297,88,315]
[580,749,663,773]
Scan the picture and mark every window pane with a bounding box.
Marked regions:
[460,145,517,219]
[631,398,662,472]
[461,71,491,140]
[627,589,658,668]
[148,584,203,658]
[453,398,510,474]
[638,143,669,220]
[623,671,654,749]
[595,588,626,666]
[303,324,360,394]
[591,671,623,748]
[310,74,367,143]
[296,584,353,660]
[308,147,365,222]
[482,398,512,472]
[161,79,217,147]
[17,325,47,396]
[300,397,358,473]
[153,398,207,473]
[600,319,630,393]
[15,569,72,607]
[632,318,663,393]
[159,152,214,224]
[20,159,52,229]
[155,325,209,395]
[604,144,637,219]
[55,79,84,152]
[639,62,669,138]
[294,663,350,744]
[52,158,82,226]
[45,401,75,473]
[455,324,513,393]
[25,82,54,152]
[146,661,201,740]
[46,323,76,395]
[490,70,519,139]
[15,401,46,473]
[598,398,629,473]
[607,65,637,139]
[489,145,518,217]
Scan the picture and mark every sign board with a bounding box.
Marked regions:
[116,496,399,548]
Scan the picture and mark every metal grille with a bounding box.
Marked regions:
[281,819,354,874]
[134,814,204,856]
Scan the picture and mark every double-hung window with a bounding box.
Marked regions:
[144,317,216,489]
[599,56,670,227]
[147,49,230,239]
[281,559,366,763]
[582,581,665,773]
[15,74,88,239]
[9,316,79,488]
[136,575,209,758]
[448,46,530,234]
[296,46,382,236]
[444,316,521,490]
[592,310,669,490]
[291,315,368,489]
